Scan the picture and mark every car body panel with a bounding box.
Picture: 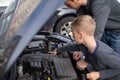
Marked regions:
[0,0,13,18]
[57,6,76,17]
[0,0,60,79]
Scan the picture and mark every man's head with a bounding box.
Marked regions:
[65,0,87,9]
[71,15,96,44]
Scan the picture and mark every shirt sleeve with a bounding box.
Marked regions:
[92,0,111,40]
[96,51,120,79]
[57,44,85,53]
[86,63,95,71]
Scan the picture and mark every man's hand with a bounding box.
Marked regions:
[86,71,100,80]
[73,51,83,61]
[76,60,88,70]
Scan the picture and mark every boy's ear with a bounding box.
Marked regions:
[78,31,83,39]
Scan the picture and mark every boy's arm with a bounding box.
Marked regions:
[96,51,120,79]
[86,63,95,71]
[57,44,84,53]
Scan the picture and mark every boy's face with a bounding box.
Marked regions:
[65,0,83,9]
[72,28,82,44]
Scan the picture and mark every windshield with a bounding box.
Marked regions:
[0,0,40,49]
[0,0,17,48]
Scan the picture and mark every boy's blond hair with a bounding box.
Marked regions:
[71,15,96,36]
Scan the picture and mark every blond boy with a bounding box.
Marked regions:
[51,15,120,80]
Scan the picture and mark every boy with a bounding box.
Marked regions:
[51,15,120,80]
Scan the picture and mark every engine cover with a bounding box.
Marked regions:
[18,54,78,80]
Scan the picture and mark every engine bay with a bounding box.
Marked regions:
[16,32,79,80]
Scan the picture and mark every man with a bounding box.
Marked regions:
[51,15,120,80]
[65,0,120,54]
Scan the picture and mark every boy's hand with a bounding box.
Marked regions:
[73,51,83,61]
[76,60,88,70]
[86,71,100,80]
[49,49,57,55]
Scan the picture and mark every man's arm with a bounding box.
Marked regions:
[92,0,111,40]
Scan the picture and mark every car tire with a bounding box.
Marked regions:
[53,15,76,38]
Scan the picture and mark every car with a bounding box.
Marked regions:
[0,0,76,38]
[0,6,6,18]
[0,0,13,18]
[42,0,77,38]
[0,0,81,80]
[52,0,77,38]
[53,5,77,38]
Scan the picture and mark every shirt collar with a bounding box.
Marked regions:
[91,40,99,55]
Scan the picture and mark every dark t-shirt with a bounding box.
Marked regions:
[78,0,120,40]
[57,40,120,80]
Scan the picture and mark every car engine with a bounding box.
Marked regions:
[16,32,79,80]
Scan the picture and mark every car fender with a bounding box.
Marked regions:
[57,8,76,17]
[53,13,77,32]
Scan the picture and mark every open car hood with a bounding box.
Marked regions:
[0,0,60,79]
